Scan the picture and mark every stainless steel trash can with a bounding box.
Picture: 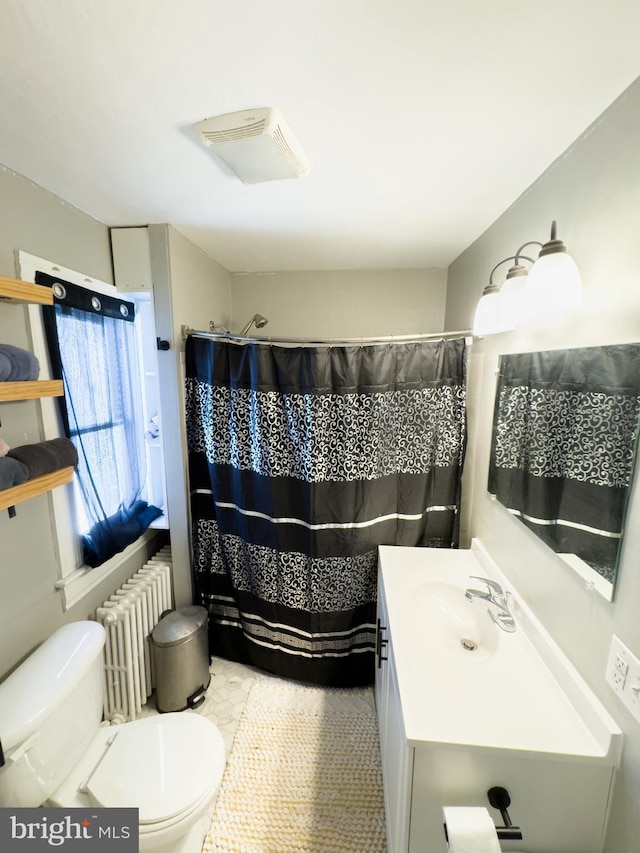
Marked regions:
[151,605,211,713]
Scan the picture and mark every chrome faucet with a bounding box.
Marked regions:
[465,576,517,633]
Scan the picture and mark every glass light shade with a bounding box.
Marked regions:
[473,287,512,336]
[497,274,526,329]
[521,251,582,324]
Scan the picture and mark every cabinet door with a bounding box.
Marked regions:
[376,583,413,853]
[375,579,389,725]
[384,652,413,853]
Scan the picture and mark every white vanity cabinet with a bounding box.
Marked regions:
[375,582,413,853]
[375,542,622,853]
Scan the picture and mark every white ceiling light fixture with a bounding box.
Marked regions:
[193,107,310,185]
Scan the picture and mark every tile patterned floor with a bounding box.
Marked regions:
[139,655,258,755]
[196,656,259,753]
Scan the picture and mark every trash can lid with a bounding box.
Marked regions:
[151,605,208,647]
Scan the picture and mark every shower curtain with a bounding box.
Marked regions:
[185,335,467,687]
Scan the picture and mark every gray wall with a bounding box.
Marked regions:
[148,224,231,607]
[0,167,163,676]
[446,76,640,853]
[230,268,447,338]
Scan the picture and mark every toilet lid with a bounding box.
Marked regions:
[87,714,224,823]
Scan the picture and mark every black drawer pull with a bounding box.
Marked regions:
[376,618,388,668]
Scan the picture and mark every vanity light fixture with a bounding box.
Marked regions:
[472,255,532,336]
[473,221,582,335]
[520,221,582,324]
[496,254,535,330]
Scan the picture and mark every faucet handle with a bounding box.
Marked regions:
[468,576,503,596]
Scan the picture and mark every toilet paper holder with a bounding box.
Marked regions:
[487,786,523,841]
[442,787,523,844]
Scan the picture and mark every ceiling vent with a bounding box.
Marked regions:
[193,108,310,184]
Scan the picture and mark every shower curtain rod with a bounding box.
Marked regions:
[180,324,471,346]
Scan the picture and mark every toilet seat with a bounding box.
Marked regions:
[87,713,225,824]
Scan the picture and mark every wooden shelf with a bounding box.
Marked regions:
[0,282,72,511]
[0,277,52,305]
[0,281,59,400]
[0,466,74,512]
[0,380,63,402]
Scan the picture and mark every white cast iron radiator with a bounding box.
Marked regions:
[95,545,173,721]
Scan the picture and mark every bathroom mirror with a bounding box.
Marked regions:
[488,343,640,599]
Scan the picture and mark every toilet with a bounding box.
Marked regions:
[0,620,226,853]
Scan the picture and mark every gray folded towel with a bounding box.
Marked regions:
[7,438,78,479]
[0,456,30,490]
[0,344,40,381]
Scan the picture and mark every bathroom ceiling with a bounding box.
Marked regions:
[0,1,639,272]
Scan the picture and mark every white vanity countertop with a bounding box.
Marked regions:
[378,541,622,763]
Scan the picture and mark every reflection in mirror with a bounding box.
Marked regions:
[488,344,640,599]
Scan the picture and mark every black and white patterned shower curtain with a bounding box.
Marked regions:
[185,336,467,687]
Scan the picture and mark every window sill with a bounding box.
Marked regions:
[54,530,157,611]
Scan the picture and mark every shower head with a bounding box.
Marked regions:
[239,313,269,336]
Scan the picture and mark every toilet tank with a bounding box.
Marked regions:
[0,621,106,807]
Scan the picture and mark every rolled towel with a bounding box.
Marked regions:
[0,456,30,490]
[0,352,12,381]
[7,438,78,479]
[0,344,40,381]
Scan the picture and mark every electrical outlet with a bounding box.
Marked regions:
[614,653,629,676]
[612,667,626,690]
[612,653,628,689]
[606,635,640,724]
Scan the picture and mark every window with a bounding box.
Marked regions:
[19,252,167,609]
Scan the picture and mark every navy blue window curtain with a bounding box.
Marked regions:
[38,272,162,568]
[186,335,467,687]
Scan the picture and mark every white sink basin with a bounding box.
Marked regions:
[379,541,622,761]
[418,581,499,659]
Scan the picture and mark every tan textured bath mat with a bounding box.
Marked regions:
[203,676,387,853]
